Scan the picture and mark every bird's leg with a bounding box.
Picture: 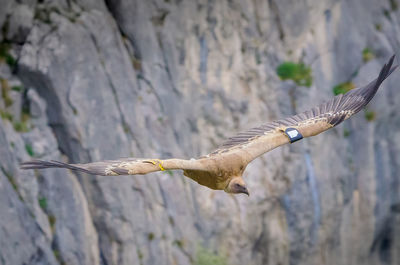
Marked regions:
[143,159,165,171]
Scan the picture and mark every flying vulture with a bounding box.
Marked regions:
[21,55,398,196]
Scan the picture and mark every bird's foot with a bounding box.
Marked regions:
[143,159,165,171]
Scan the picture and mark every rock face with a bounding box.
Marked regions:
[1,0,400,264]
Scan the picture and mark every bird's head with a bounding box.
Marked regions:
[224,177,249,196]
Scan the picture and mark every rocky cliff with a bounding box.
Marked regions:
[1,0,400,264]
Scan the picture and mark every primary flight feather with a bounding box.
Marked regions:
[21,55,398,196]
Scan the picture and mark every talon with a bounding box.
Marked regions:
[143,159,165,171]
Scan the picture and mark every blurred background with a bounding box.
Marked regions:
[1,0,400,264]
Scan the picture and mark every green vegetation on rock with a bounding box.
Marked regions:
[5,171,18,192]
[383,9,391,20]
[38,197,48,211]
[12,107,31,133]
[173,239,184,249]
[390,0,398,11]
[48,215,56,233]
[147,232,155,241]
[25,144,35,157]
[1,167,24,201]
[343,129,351,138]
[14,121,29,132]
[1,78,13,107]
[0,109,13,121]
[0,43,16,67]
[195,246,227,265]
[11,85,23,92]
[276,62,313,87]
[333,82,355,95]
[0,80,32,133]
[53,250,61,262]
[362,48,375,62]
[365,110,376,121]
[137,248,144,261]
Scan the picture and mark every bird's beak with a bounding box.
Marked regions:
[241,187,250,196]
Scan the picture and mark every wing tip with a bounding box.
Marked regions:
[20,159,56,170]
[378,54,397,84]
[20,159,92,174]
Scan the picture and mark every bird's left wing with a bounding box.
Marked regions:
[20,157,207,176]
[211,55,397,164]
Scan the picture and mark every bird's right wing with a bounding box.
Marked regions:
[21,157,207,176]
[211,55,397,164]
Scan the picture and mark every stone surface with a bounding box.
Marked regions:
[1,0,400,264]
[6,3,34,43]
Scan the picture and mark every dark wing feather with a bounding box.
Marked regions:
[21,157,206,176]
[214,55,397,156]
[20,159,138,175]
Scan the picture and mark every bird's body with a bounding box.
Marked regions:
[21,55,398,195]
[184,152,248,190]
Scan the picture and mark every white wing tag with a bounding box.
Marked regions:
[284,128,303,143]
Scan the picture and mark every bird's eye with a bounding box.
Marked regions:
[235,183,242,188]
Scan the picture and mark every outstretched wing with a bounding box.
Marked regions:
[212,55,397,164]
[21,158,206,176]
[21,56,397,177]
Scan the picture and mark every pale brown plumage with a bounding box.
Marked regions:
[21,55,398,195]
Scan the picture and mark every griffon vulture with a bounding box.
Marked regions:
[21,55,398,196]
